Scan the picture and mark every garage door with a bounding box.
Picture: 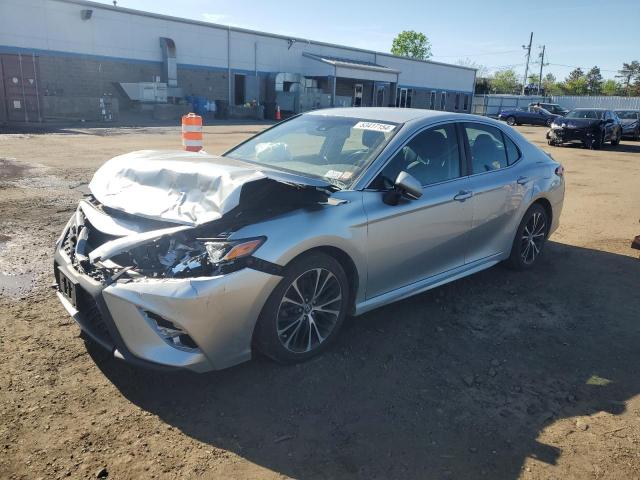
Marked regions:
[0,54,42,123]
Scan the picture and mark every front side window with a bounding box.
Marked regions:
[464,123,508,173]
[376,123,462,187]
[225,115,398,188]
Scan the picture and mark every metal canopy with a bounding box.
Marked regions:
[303,53,400,83]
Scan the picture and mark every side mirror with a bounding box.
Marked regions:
[394,171,422,200]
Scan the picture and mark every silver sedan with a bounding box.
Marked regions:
[54,108,565,371]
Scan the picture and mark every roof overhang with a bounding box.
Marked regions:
[303,53,400,83]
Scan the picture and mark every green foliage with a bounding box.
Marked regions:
[616,61,640,96]
[391,31,432,60]
[562,68,588,95]
[585,66,603,94]
[602,79,621,96]
[489,69,520,94]
[542,73,562,95]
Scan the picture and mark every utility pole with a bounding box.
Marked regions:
[537,45,546,96]
[521,32,533,95]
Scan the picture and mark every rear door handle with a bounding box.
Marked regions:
[517,176,529,185]
[453,190,473,202]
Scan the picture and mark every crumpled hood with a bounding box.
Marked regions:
[89,150,270,226]
[557,118,602,129]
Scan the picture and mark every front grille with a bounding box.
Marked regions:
[75,286,113,347]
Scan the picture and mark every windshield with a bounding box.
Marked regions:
[225,115,399,188]
[615,110,639,120]
[566,110,604,119]
[541,104,564,114]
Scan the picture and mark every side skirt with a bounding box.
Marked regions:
[354,253,504,316]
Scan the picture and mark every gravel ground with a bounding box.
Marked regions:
[1,122,639,480]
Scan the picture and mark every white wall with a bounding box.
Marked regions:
[0,0,475,92]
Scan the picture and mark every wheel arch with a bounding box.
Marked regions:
[531,197,553,235]
[284,246,360,315]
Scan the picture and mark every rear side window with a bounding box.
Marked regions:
[464,123,508,173]
[503,134,521,165]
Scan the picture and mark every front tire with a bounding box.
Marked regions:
[506,116,516,126]
[507,204,549,270]
[254,252,349,364]
[610,130,620,146]
[546,118,553,127]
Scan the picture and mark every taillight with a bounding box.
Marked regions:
[555,165,564,177]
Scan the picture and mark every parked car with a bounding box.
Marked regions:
[54,108,565,372]
[532,103,569,116]
[498,105,560,127]
[614,109,640,140]
[547,108,622,149]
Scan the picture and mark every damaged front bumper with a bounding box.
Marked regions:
[547,127,596,146]
[53,216,281,372]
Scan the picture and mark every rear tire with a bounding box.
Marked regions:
[506,116,516,126]
[254,252,349,364]
[507,204,549,270]
[546,118,553,127]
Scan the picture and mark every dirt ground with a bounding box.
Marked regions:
[1,120,639,480]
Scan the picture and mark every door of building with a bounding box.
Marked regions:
[353,83,363,107]
[396,88,410,108]
[0,54,42,123]
[374,84,385,107]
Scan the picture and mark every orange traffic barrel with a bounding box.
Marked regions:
[182,113,203,152]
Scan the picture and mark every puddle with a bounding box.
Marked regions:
[0,271,35,297]
[0,158,32,180]
[0,233,11,252]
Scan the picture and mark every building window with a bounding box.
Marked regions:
[234,74,245,105]
[455,93,460,110]
[429,91,436,110]
[440,92,447,110]
[463,94,469,111]
[396,88,413,108]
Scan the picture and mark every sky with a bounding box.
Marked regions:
[94,0,640,81]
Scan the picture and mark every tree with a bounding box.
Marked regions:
[602,79,621,96]
[616,61,640,96]
[562,68,587,95]
[585,66,603,95]
[527,74,539,85]
[542,73,562,95]
[391,31,432,60]
[456,58,488,78]
[489,69,520,94]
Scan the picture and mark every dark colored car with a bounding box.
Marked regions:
[533,103,569,116]
[614,109,640,140]
[498,105,560,127]
[547,108,622,149]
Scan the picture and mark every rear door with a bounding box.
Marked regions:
[362,122,473,298]
[462,122,527,263]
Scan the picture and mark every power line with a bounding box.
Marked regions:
[431,49,523,59]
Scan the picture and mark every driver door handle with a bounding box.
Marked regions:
[517,176,529,185]
[453,190,473,202]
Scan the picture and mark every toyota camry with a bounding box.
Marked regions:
[54,108,564,371]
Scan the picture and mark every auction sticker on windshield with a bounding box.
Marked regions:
[353,121,396,133]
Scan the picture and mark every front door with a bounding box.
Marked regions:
[396,88,408,108]
[363,122,473,298]
[353,83,363,107]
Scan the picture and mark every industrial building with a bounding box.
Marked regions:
[0,0,477,124]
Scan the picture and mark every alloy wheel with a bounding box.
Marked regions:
[520,211,546,265]
[276,268,343,353]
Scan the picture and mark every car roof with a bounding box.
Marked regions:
[304,107,454,123]
[614,108,640,112]
[572,108,610,111]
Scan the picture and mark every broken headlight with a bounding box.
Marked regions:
[168,237,266,278]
